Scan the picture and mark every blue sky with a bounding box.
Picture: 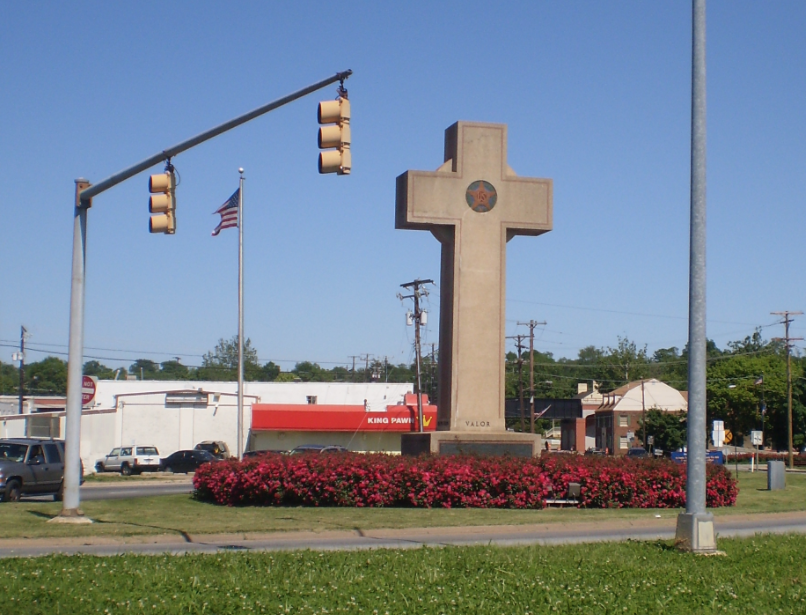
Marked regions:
[1,1,803,372]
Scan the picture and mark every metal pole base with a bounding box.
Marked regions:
[48,508,93,524]
[674,512,716,553]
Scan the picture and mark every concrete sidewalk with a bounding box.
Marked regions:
[2,511,805,558]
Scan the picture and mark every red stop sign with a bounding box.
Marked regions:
[82,375,97,406]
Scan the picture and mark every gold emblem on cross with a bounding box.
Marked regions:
[465,180,497,213]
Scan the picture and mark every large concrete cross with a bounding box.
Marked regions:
[396,122,552,434]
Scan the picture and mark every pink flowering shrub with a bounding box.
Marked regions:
[192,453,737,509]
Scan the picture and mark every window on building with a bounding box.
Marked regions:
[619,436,629,449]
[26,415,60,438]
[306,396,318,405]
[618,415,629,427]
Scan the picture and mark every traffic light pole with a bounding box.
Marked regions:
[56,70,352,521]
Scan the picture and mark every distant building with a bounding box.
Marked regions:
[593,379,687,455]
[0,381,419,473]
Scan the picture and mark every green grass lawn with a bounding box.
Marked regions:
[1,534,804,614]
[0,470,803,541]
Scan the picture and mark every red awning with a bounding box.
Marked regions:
[252,400,437,432]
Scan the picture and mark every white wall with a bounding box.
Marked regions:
[2,382,414,472]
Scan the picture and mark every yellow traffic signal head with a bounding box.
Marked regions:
[149,171,176,234]
[318,97,351,175]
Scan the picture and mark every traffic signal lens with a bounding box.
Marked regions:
[149,215,170,233]
[149,173,172,193]
[149,193,171,213]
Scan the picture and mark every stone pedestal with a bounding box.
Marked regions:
[767,460,786,490]
[674,512,716,553]
[401,431,542,458]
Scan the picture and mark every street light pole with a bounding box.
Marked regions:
[675,0,717,552]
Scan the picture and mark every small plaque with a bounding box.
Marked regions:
[465,180,497,213]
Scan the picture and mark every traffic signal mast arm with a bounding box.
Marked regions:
[77,69,353,206]
[60,69,352,520]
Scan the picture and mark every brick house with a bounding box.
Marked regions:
[593,379,687,455]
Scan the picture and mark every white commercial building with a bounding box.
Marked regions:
[0,380,414,474]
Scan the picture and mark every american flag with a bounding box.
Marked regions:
[212,188,240,236]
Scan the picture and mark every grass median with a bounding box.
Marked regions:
[1,534,804,614]
[0,470,804,541]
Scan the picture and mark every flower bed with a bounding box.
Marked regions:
[193,453,738,509]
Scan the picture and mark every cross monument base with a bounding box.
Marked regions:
[401,431,542,458]
[674,512,717,553]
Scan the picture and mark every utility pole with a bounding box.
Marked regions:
[507,334,527,432]
[359,354,371,382]
[641,379,646,448]
[399,278,433,433]
[348,355,360,382]
[772,311,803,469]
[517,319,546,434]
[429,343,437,400]
[14,326,27,414]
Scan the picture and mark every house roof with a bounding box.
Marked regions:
[596,379,687,413]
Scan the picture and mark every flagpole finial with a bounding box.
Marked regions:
[239,167,244,175]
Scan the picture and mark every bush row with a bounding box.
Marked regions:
[192,453,738,509]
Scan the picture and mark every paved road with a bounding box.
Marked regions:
[80,480,194,501]
[23,479,194,502]
[1,512,805,558]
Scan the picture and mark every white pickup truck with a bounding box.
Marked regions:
[95,445,161,475]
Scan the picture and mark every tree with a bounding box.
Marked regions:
[83,360,125,380]
[26,357,68,394]
[0,361,19,395]
[199,336,280,382]
[255,361,281,382]
[640,409,687,453]
[129,359,159,380]
[203,336,259,370]
[292,361,332,382]
[159,360,190,380]
[705,334,793,449]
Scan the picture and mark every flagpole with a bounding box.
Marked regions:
[237,168,245,460]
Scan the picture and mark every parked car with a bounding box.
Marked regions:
[160,449,217,474]
[242,449,287,459]
[95,445,161,475]
[0,438,83,502]
[584,448,606,456]
[288,444,349,455]
[626,447,648,459]
[194,441,231,459]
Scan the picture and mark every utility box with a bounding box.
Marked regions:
[767,460,786,491]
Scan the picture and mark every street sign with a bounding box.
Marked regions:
[671,450,724,465]
[647,435,654,445]
[81,375,98,406]
[751,430,763,446]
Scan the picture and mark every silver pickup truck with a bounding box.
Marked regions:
[0,438,71,502]
[95,445,161,475]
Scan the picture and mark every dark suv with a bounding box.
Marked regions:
[0,438,76,502]
[626,447,649,459]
